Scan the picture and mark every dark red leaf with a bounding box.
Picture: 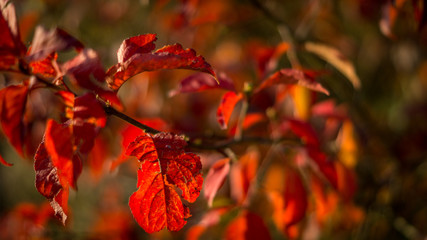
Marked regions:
[225,211,271,240]
[62,49,122,108]
[34,142,63,200]
[107,34,216,91]
[0,0,26,70]
[126,132,203,233]
[34,142,69,225]
[169,72,236,97]
[255,69,329,95]
[204,158,230,207]
[216,91,243,129]
[307,148,338,189]
[288,119,320,148]
[0,85,28,156]
[0,154,13,166]
[246,41,289,79]
[25,26,83,62]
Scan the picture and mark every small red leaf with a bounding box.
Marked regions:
[107,35,215,91]
[169,72,236,97]
[216,91,243,129]
[255,69,329,95]
[0,154,13,166]
[204,158,230,207]
[228,112,267,136]
[225,211,271,240]
[0,85,28,156]
[126,132,203,233]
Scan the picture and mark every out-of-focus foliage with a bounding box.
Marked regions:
[1,0,427,239]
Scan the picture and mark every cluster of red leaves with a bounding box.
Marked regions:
[0,0,213,234]
[1,0,365,238]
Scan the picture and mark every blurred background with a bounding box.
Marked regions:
[1,0,427,239]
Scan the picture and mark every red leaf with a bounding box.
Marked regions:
[246,41,289,79]
[307,148,338,189]
[107,34,216,91]
[117,34,157,63]
[288,119,320,148]
[255,69,329,95]
[126,132,203,233]
[0,154,13,166]
[44,120,82,190]
[25,26,83,62]
[29,52,60,80]
[0,0,26,70]
[216,91,243,129]
[62,49,121,108]
[225,211,271,240]
[34,142,69,225]
[230,149,259,204]
[169,72,236,97]
[204,158,230,207]
[282,169,307,228]
[111,118,170,171]
[0,85,28,156]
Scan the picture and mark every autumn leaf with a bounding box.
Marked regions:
[25,26,83,62]
[0,0,26,70]
[62,49,121,108]
[229,149,259,204]
[246,41,289,79]
[169,72,236,97]
[216,91,244,129]
[29,52,60,80]
[255,68,330,95]
[305,42,361,89]
[126,132,203,233]
[0,84,28,156]
[204,158,230,207]
[228,112,267,137]
[106,34,216,91]
[268,169,308,237]
[34,142,70,225]
[224,211,271,240]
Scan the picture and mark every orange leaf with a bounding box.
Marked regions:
[126,132,203,233]
[204,158,230,207]
[225,211,271,240]
[107,34,216,91]
[230,149,259,204]
[255,69,329,95]
[216,91,243,129]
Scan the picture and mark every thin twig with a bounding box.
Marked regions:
[103,106,161,134]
